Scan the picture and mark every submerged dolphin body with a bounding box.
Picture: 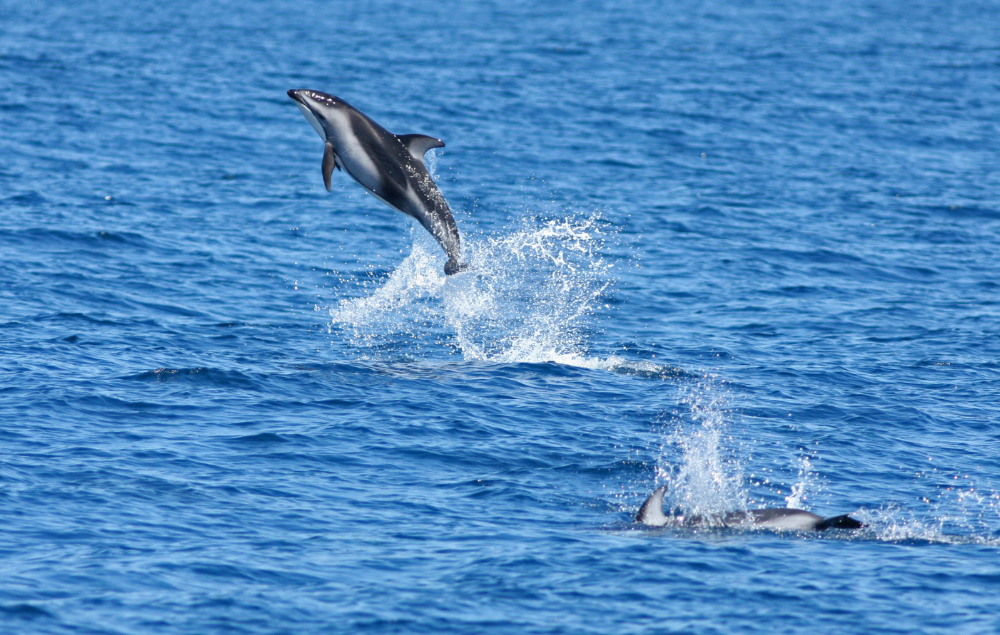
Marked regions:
[636,486,863,531]
[288,89,466,275]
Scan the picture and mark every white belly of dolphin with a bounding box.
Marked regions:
[295,102,326,140]
[742,510,824,531]
[754,515,820,531]
[325,112,382,192]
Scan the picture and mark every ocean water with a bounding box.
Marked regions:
[2,0,1000,632]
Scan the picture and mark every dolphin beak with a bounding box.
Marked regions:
[288,90,327,141]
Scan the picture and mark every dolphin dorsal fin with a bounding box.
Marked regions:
[636,485,669,527]
[397,134,445,164]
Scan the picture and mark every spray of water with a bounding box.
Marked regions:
[654,378,749,520]
[329,213,633,368]
[784,456,817,510]
[853,479,1000,545]
[645,382,834,523]
[445,216,612,365]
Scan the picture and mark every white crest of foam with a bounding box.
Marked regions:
[324,213,690,379]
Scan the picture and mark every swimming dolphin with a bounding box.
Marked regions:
[288,89,466,275]
[636,486,863,531]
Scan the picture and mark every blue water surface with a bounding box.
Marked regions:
[2,0,1000,633]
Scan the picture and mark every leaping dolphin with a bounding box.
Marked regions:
[636,486,864,531]
[288,89,467,275]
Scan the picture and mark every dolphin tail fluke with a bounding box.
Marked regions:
[815,514,864,531]
[636,485,669,527]
[444,259,471,276]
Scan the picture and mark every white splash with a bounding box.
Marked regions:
[329,214,622,367]
[444,216,612,365]
[854,483,1000,545]
[784,456,817,510]
[655,378,748,520]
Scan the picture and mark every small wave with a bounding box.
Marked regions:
[125,367,261,390]
[3,191,49,206]
[0,227,150,249]
[605,358,688,379]
[0,603,52,620]
[229,432,291,444]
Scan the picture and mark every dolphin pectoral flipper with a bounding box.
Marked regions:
[397,134,445,163]
[322,142,338,192]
